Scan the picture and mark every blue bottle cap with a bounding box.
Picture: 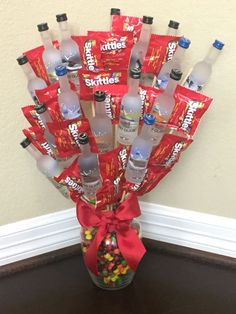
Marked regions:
[143,113,156,125]
[213,40,224,50]
[178,37,191,49]
[55,65,67,76]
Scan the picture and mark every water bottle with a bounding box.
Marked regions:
[56,13,82,91]
[20,138,69,198]
[35,103,56,148]
[129,16,153,72]
[90,91,113,152]
[183,39,224,92]
[151,69,182,145]
[167,20,180,36]
[154,37,190,89]
[55,65,82,120]
[16,55,47,105]
[78,133,102,200]
[125,113,156,184]
[117,68,142,145]
[37,23,62,84]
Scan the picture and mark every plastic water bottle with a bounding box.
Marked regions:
[16,55,47,105]
[154,37,190,89]
[151,69,182,145]
[125,113,156,184]
[35,103,56,148]
[167,20,180,36]
[78,133,102,200]
[117,68,142,145]
[55,65,82,120]
[20,138,69,198]
[90,91,113,152]
[129,16,153,72]
[37,23,62,84]
[183,40,224,92]
[56,13,82,91]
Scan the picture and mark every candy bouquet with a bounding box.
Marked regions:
[18,9,223,290]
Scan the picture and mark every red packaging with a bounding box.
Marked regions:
[22,126,56,158]
[142,35,180,75]
[96,145,128,207]
[93,84,128,124]
[138,85,161,120]
[22,105,45,130]
[79,70,127,100]
[47,118,97,158]
[149,133,193,168]
[111,15,142,43]
[72,35,103,72]
[23,41,59,85]
[169,85,213,137]
[55,157,83,203]
[125,166,170,195]
[88,31,133,70]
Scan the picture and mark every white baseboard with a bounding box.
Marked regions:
[0,202,235,266]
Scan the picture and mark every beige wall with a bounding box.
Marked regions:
[0,0,235,226]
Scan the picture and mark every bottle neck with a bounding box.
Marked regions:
[204,46,221,65]
[128,77,140,95]
[80,143,91,154]
[167,27,177,36]
[58,21,71,40]
[58,74,70,92]
[140,123,152,138]
[172,45,187,63]
[139,23,152,44]
[164,78,179,95]
[40,30,53,49]
[95,101,106,116]
[21,62,37,80]
[25,143,42,160]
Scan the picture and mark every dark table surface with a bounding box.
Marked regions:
[0,243,236,314]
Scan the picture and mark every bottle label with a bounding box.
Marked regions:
[125,153,148,184]
[183,76,203,92]
[155,75,169,89]
[95,134,113,153]
[81,176,102,199]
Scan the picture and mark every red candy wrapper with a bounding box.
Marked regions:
[23,126,56,158]
[55,157,83,203]
[111,15,142,43]
[169,85,213,137]
[139,85,161,120]
[22,105,45,130]
[142,35,180,75]
[72,35,103,72]
[93,84,128,124]
[79,70,127,100]
[88,31,133,70]
[23,41,59,85]
[47,118,97,158]
[96,145,128,207]
[149,133,193,168]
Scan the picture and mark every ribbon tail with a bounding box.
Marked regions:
[117,228,146,272]
[84,226,106,275]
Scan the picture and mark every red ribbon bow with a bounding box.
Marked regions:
[76,193,146,275]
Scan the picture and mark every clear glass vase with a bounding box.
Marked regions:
[81,219,141,290]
